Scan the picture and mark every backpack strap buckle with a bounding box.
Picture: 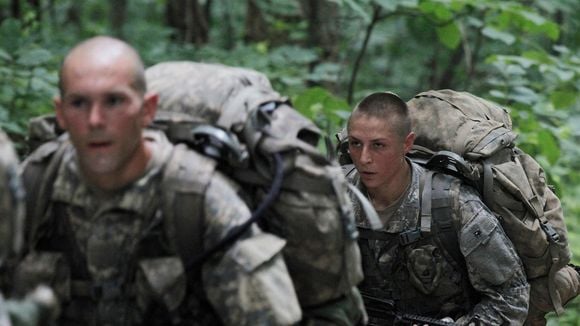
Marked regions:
[540,221,560,243]
[399,229,422,246]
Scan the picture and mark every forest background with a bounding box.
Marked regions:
[1,0,579,323]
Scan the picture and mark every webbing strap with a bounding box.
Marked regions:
[472,127,512,155]
[548,245,565,315]
[482,160,494,205]
[420,171,434,233]
[26,140,68,247]
[347,184,382,231]
[162,146,205,271]
[430,174,463,268]
[233,169,334,193]
[357,227,392,241]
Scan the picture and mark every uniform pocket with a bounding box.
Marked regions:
[230,233,286,272]
[136,256,186,313]
[460,214,519,285]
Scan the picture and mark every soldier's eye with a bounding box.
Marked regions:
[349,140,361,148]
[69,98,89,109]
[105,95,125,108]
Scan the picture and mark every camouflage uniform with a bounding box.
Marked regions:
[15,129,301,325]
[0,129,23,267]
[0,129,23,325]
[348,160,530,325]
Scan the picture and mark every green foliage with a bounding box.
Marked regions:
[292,87,351,137]
[0,19,58,147]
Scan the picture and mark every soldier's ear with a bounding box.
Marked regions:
[141,92,158,127]
[54,96,67,130]
[404,131,415,153]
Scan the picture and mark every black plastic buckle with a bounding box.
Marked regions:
[399,229,422,246]
[540,222,560,243]
[92,280,122,300]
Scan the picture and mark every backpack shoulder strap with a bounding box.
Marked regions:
[161,144,217,272]
[421,171,478,308]
[421,171,465,271]
[21,138,69,247]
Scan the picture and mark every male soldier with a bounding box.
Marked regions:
[15,36,301,325]
[0,129,58,326]
[344,92,530,325]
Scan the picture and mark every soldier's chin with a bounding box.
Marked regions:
[79,158,119,176]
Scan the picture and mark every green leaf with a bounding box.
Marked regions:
[0,19,21,51]
[0,48,11,62]
[481,26,515,45]
[550,91,577,109]
[16,48,52,66]
[538,129,560,165]
[373,0,397,11]
[342,0,371,22]
[418,1,453,21]
[436,23,461,49]
[518,10,546,26]
[510,86,538,105]
[522,50,551,64]
[374,0,419,11]
[550,67,575,82]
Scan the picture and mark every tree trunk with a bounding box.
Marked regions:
[10,0,20,19]
[191,0,209,44]
[27,0,41,21]
[244,0,268,42]
[65,2,82,32]
[110,0,127,38]
[221,0,234,49]
[300,0,340,61]
[166,0,209,44]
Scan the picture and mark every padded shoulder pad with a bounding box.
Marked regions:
[163,143,217,194]
[25,139,63,164]
[161,144,219,270]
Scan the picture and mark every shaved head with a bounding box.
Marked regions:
[58,36,146,96]
[347,92,411,141]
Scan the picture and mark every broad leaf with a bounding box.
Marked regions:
[538,129,560,165]
[436,23,461,49]
[16,48,53,67]
[550,91,577,109]
[482,26,515,45]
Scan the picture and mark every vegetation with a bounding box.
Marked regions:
[1,0,579,322]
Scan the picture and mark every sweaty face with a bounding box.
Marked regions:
[55,56,153,181]
[348,114,412,191]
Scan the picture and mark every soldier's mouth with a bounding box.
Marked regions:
[88,141,112,148]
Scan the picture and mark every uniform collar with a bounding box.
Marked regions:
[51,130,173,216]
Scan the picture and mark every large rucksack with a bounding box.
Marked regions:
[337,89,578,322]
[144,61,383,324]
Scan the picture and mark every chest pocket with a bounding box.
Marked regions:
[406,244,444,295]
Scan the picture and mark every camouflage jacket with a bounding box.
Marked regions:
[348,160,530,325]
[17,130,301,326]
[0,129,24,269]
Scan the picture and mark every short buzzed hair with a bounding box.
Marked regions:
[58,36,147,96]
[347,91,411,140]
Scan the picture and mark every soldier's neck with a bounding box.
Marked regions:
[367,160,411,211]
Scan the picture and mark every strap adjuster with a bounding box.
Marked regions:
[399,229,422,246]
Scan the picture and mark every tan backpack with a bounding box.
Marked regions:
[144,61,381,324]
[405,89,578,321]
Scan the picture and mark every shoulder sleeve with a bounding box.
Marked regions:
[456,184,530,325]
[0,133,24,262]
[19,139,69,249]
[201,172,302,326]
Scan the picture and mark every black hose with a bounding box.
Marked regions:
[186,152,285,270]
